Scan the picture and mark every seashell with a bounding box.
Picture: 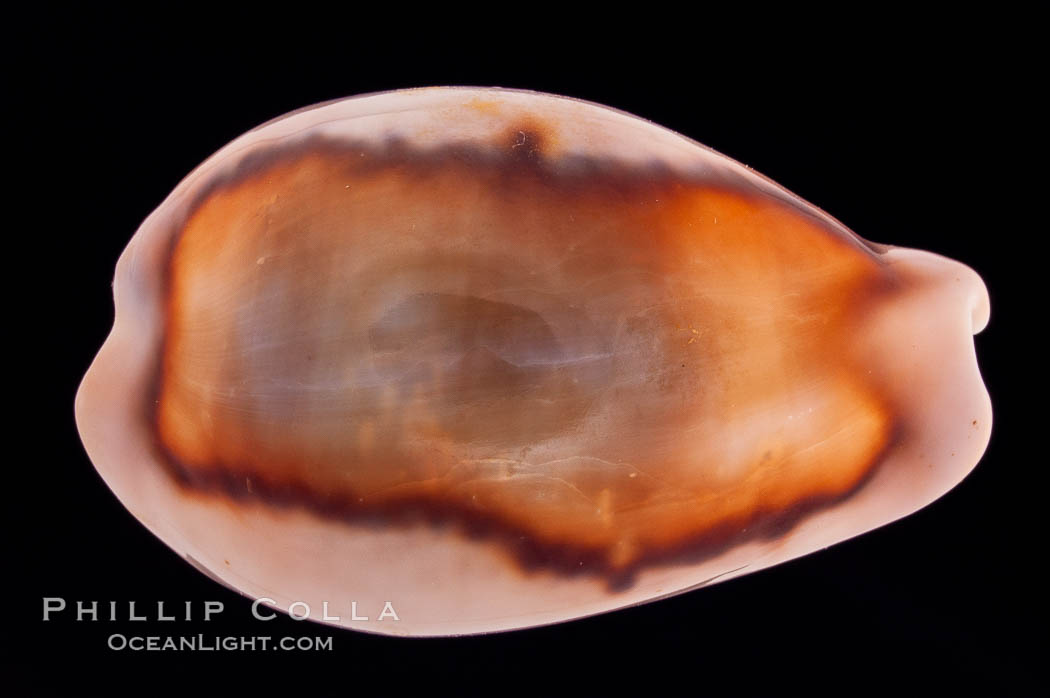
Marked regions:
[75,87,991,636]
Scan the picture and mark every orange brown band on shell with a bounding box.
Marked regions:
[150,131,901,588]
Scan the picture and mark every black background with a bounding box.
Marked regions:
[13,10,1039,695]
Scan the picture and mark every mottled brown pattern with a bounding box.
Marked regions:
[151,128,900,587]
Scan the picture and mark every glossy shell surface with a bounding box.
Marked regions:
[75,87,991,636]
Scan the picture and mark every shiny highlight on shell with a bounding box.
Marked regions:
[75,87,991,636]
